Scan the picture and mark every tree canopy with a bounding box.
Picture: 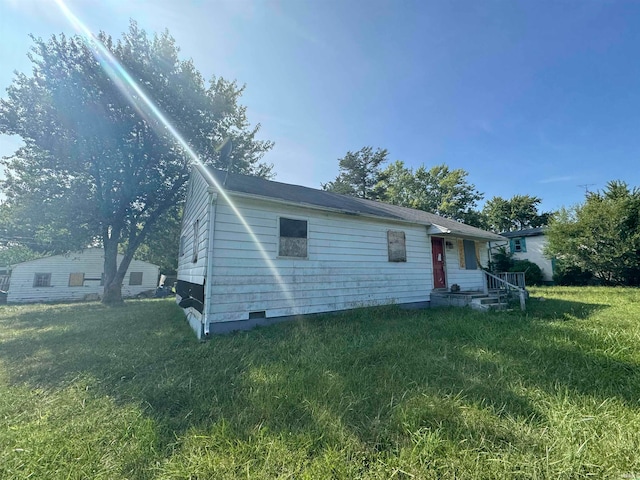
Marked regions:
[322,152,484,225]
[483,195,551,233]
[546,181,640,285]
[321,147,388,200]
[377,161,484,225]
[0,21,273,303]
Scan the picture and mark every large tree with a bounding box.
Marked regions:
[377,161,484,225]
[321,146,388,200]
[546,181,640,285]
[483,194,551,233]
[0,21,273,304]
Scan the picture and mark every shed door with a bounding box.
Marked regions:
[431,237,446,289]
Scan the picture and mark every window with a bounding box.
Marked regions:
[387,230,407,262]
[68,272,85,287]
[179,235,186,257]
[33,273,51,287]
[510,238,527,253]
[279,217,308,258]
[192,220,199,263]
[463,240,477,270]
[129,272,143,286]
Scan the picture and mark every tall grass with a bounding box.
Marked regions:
[1,287,639,478]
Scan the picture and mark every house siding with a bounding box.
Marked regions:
[443,238,490,291]
[511,235,554,282]
[6,249,159,303]
[176,168,211,286]
[206,195,433,323]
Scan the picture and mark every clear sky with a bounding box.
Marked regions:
[2,0,640,212]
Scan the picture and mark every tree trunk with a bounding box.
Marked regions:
[102,234,124,306]
[102,280,124,305]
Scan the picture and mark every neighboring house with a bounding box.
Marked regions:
[177,165,505,338]
[497,227,554,284]
[6,249,159,303]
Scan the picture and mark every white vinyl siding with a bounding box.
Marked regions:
[7,249,159,303]
[177,167,210,285]
[206,196,432,323]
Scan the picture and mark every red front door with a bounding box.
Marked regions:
[431,237,446,289]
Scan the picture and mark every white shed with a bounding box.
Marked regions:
[177,166,506,338]
[6,249,160,303]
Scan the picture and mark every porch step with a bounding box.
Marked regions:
[431,291,510,311]
[470,295,508,311]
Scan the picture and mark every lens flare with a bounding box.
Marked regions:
[53,0,296,317]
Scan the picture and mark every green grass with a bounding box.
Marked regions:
[1,287,640,479]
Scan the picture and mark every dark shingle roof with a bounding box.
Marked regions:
[500,227,547,238]
[198,166,504,241]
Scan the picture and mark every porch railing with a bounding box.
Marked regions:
[488,272,526,290]
[483,270,527,311]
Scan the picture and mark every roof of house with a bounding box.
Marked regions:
[196,166,505,242]
[9,248,160,269]
[499,227,547,238]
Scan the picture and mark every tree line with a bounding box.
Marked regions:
[321,146,551,232]
[322,147,640,286]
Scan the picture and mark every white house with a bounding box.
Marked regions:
[497,228,554,284]
[6,249,160,303]
[176,165,505,338]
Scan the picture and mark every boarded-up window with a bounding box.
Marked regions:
[179,235,186,257]
[192,220,200,263]
[33,273,51,287]
[129,272,143,286]
[68,273,84,287]
[279,217,308,258]
[387,230,407,262]
[463,240,477,270]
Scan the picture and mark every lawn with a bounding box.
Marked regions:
[1,287,639,479]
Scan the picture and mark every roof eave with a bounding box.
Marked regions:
[429,224,506,242]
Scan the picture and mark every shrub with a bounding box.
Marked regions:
[510,259,544,286]
[553,264,594,286]
[491,246,513,273]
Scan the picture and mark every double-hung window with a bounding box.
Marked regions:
[510,238,527,253]
[33,273,51,287]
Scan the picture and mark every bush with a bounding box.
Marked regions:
[553,264,594,286]
[491,246,513,273]
[510,259,544,286]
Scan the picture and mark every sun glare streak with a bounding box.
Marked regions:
[52,0,296,311]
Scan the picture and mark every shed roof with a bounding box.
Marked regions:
[196,166,504,242]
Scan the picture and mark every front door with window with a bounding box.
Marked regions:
[431,237,446,289]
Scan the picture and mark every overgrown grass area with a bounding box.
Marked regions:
[1,287,639,479]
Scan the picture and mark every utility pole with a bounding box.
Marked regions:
[578,184,596,194]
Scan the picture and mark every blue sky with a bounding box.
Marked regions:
[2,0,640,212]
